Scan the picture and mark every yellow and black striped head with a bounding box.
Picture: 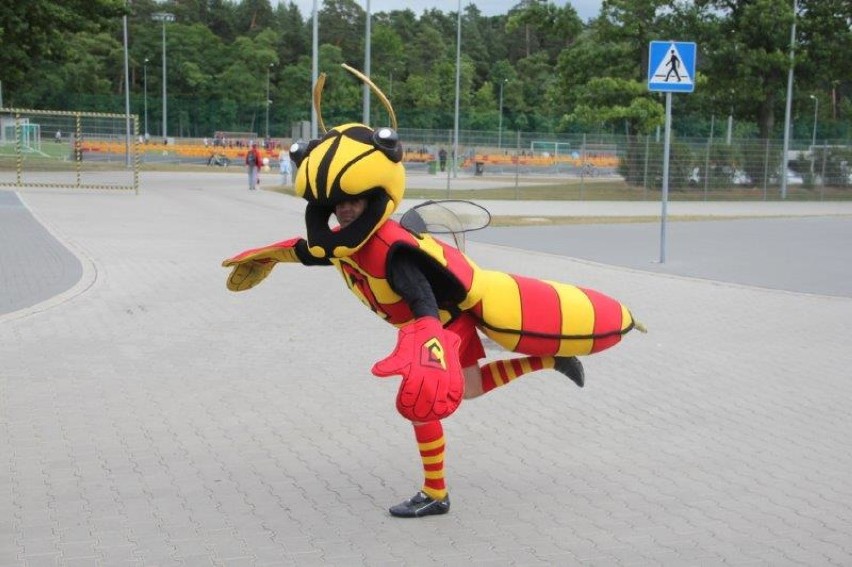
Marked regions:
[289,122,404,259]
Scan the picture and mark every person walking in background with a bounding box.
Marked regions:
[438,147,447,172]
[279,146,293,186]
[246,141,262,191]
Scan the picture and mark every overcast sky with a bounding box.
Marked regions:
[282,0,604,22]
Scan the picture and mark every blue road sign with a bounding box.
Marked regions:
[648,41,697,93]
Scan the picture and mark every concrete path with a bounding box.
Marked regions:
[2,175,852,566]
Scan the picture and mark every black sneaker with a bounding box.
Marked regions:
[389,491,450,518]
[554,356,585,388]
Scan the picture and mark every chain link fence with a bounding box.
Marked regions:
[397,128,852,200]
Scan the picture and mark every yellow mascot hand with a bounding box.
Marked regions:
[222,237,305,291]
[224,259,276,291]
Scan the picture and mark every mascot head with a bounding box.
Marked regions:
[289,65,405,260]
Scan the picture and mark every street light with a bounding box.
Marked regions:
[780,0,798,199]
[809,94,818,177]
[498,78,508,149]
[122,12,131,166]
[450,0,461,185]
[311,0,319,139]
[363,0,372,124]
[143,58,149,138]
[266,63,274,139]
[152,12,175,141]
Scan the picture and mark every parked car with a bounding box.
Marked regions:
[769,168,804,185]
[731,169,753,185]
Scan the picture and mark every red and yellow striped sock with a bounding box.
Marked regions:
[414,421,447,500]
[480,356,555,393]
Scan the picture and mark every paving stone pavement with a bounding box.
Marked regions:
[2,178,852,566]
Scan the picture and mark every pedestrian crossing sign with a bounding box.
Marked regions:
[648,41,697,93]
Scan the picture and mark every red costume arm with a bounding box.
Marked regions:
[222,237,329,291]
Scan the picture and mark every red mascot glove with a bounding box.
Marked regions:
[371,317,464,422]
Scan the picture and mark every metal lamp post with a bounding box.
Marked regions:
[809,94,818,177]
[311,0,319,139]
[143,58,149,138]
[122,12,131,165]
[152,12,175,141]
[363,0,371,124]
[450,0,461,185]
[780,0,797,199]
[498,78,508,149]
[266,63,274,139]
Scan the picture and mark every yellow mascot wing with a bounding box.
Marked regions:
[222,237,305,291]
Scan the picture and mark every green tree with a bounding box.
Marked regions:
[694,0,839,139]
[274,2,310,66]
[0,0,125,102]
[506,0,583,61]
[319,0,365,63]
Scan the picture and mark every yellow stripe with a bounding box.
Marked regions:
[417,236,448,268]
[518,357,533,376]
[422,487,447,500]
[476,270,522,352]
[621,305,634,331]
[488,363,505,386]
[424,470,445,480]
[550,281,595,356]
[501,360,518,381]
[418,437,444,452]
[421,454,443,465]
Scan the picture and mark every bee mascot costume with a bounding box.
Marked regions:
[223,65,645,518]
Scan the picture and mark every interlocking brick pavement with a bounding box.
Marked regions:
[2,177,851,566]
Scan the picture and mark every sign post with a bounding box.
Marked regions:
[648,41,696,264]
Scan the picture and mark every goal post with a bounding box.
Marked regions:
[530,140,574,159]
[0,107,140,193]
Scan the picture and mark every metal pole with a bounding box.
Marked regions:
[162,18,167,139]
[726,112,733,144]
[144,59,149,137]
[498,79,505,149]
[311,0,319,139]
[514,129,520,198]
[152,13,175,139]
[643,133,650,200]
[726,103,733,145]
[445,130,451,197]
[266,63,273,139]
[704,114,714,201]
[363,0,371,124]
[123,12,132,167]
[780,0,797,199]
[809,94,818,178]
[452,0,461,180]
[659,92,672,264]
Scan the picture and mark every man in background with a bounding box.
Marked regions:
[246,142,262,191]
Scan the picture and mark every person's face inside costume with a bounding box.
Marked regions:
[335,197,368,229]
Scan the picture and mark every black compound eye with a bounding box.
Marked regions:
[290,140,318,167]
[372,128,402,163]
[289,141,309,167]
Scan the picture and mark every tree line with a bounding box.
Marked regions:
[1,0,849,141]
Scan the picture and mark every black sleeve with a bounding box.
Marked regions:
[294,239,333,266]
[388,249,439,319]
